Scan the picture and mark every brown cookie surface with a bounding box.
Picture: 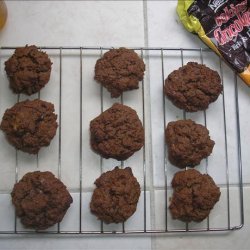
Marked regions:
[169,169,220,222]
[90,167,141,223]
[165,119,214,168]
[164,62,222,112]
[0,99,58,154]
[90,103,144,161]
[94,48,145,98]
[11,171,73,230]
[5,45,52,95]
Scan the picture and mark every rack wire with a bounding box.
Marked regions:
[0,46,244,235]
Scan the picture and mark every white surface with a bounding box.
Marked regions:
[0,1,145,47]
[0,1,249,250]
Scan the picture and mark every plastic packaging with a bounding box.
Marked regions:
[177,0,250,86]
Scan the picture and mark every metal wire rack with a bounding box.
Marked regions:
[0,46,244,235]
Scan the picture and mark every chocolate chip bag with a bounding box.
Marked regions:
[177,0,250,85]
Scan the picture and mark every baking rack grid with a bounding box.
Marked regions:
[0,46,244,235]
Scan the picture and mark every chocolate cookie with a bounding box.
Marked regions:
[11,171,73,230]
[164,62,222,112]
[90,103,144,161]
[90,167,141,223]
[94,48,145,98]
[169,169,220,222]
[0,99,58,154]
[165,119,214,168]
[5,45,52,95]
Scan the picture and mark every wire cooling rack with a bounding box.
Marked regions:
[0,46,244,235]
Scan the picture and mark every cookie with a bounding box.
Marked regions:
[165,119,214,168]
[11,171,73,230]
[90,103,144,161]
[0,99,58,154]
[94,48,145,98]
[169,169,220,222]
[90,167,141,223]
[5,45,52,95]
[164,62,222,112]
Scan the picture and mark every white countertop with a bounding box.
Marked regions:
[0,1,249,249]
